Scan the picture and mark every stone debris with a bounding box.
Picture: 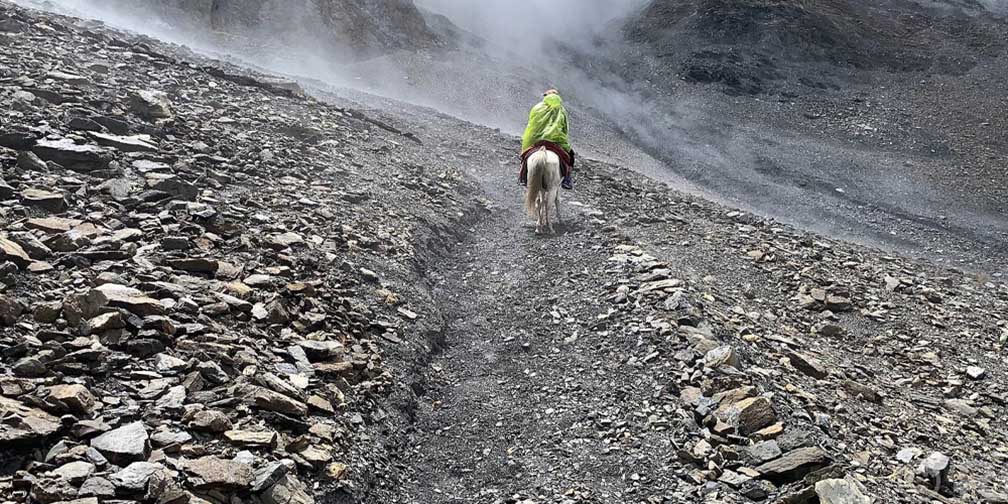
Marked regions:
[0,2,1005,504]
[788,351,829,379]
[0,3,469,502]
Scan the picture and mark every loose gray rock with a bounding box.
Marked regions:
[0,396,61,445]
[45,384,96,415]
[251,460,288,492]
[788,351,829,379]
[188,409,232,433]
[755,447,832,485]
[31,138,111,171]
[51,460,95,483]
[183,455,253,490]
[130,90,173,120]
[966,366,986,380]
[111,461,165,493]
[78,476,116,498]
[0,236,32,269]
[0,294,24,326]
[815,478,873,504]
[90,421,149,464]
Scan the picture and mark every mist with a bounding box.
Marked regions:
[978,0,1008,14]
[415,0,648,51]
[1,0,756,196]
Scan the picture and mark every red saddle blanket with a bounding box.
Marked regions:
[520,141,573,181]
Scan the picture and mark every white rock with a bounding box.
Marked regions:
[815,478,873,504]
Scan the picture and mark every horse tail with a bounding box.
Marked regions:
[525,149,548,218]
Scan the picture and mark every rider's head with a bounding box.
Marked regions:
[543,89,560,97]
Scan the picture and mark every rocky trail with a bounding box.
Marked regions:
[1,3,1007,504]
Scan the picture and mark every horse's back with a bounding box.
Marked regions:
[528,148,562,180]
[524,148,562,222]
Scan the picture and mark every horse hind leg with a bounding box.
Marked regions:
[534,195,544,234]
[546,176,560,233]
[554,188,562,226]
[545,190,555,234]
[540,196,548,234]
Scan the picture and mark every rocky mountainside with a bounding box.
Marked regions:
[556,0,1008,275]
[0,2,479,502]
[624,0,1008,94]
[67,0,450,60]
[1,2,1007,504]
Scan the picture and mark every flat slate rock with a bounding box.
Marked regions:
[31,138,111,171]
[20,188,66,212]
[755,446,831,485]
[111,461,165,492]
[0,396,61,446]
[94,283,165,316]
[88,131,158,152]
[90,421,149,463]
[183,456,253,490]
[0,236,32,268]
[26,216,83,234]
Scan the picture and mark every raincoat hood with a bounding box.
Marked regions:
[521,93,571,152]
[543,94,563,108]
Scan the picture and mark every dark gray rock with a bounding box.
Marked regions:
[16,150,47,171]
[31,138,112,172]
[0,294,24,326]
[78,476,116,498]
[755,447,832,485]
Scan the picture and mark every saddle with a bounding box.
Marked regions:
[519,141,574,183]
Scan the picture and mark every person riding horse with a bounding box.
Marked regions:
[520,89,575,190]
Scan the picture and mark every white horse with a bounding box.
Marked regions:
[523,147,562,234]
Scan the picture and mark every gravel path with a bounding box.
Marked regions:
[397,186,660,503]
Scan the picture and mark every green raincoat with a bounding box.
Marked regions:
[521,93,571,152]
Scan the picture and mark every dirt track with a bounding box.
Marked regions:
[325,100,1008,503]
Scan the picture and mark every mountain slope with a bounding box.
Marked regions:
[1,3,1007,504]
[87,0,452,59]
[625,0,1008,94]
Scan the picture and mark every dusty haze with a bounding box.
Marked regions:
[416,0,648,50]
